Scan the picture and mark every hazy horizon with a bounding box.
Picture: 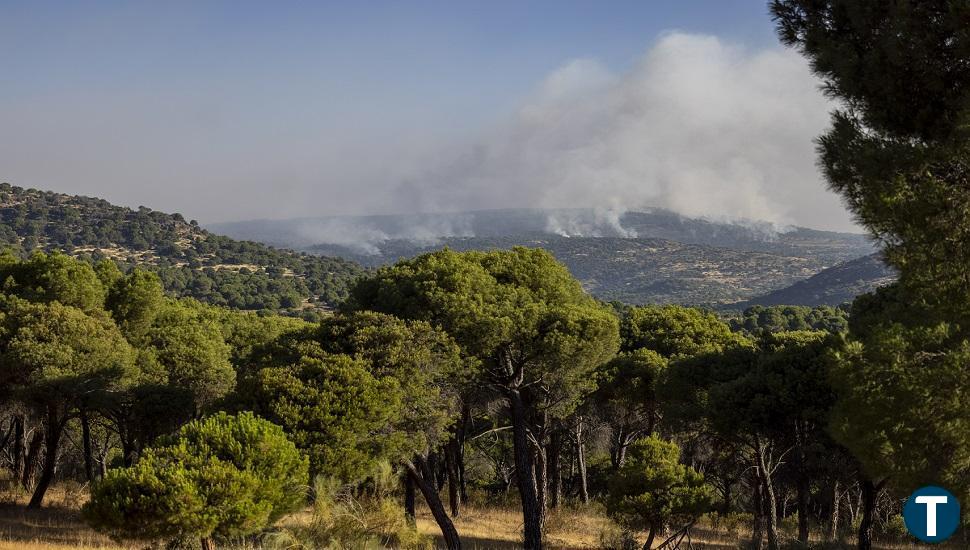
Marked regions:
[1,1,857,232]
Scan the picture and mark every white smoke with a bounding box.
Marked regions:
[390,32,845,231]
[545,208,637,238]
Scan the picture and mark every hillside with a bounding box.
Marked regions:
[736,253,897,308]
[212,209,879,306]
[0,183,365,314]
[308,234,830,305]
[210,208,875,265]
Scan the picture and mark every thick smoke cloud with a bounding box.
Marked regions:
[1,32,853,232]
[391,32,848,231]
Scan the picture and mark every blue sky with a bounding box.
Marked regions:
[0,2,854,230]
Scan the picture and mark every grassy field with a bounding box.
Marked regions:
[0,484,958,549]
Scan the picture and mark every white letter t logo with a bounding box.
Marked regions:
[915,495,948,536]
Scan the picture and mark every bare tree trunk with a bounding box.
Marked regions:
[827,479,840,541]
[755,439,780,550]
[80,407,95,483]
[407,457,462,550]
[575,420,589,504]
[857,477,883,550]
[22,427,43,490]
[535,441,548,516]
[12,415,25,481]
[28,405,63,509]
[509,389,543,549]
[200,537,215,550]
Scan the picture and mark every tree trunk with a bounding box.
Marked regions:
[857,478,883,550]
[610,427,626,470]
[642,524,656,550]
[535,443,547,516]
[795,423,810,545]
[575,420,589,504]
[722,481,733,515]
[547,432,562,509]
[80,408,95,483]
[28,406,63,508]
[200,537,215,550]
[22,428,43,490]
[404,472,416,526]
[827,479,841,541]
[11,415,25,481]
[407,457,462,550]
[446,438,462,517]
[751,474,765,550]
[509,389,543,549]
[755,439,780,550]
[458,403,470,503]
[796,472,810,544]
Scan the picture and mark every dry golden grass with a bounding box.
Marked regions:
[0,487,133,550]
[0,484,960,549]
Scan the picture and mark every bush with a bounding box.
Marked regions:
[265,461,430,550]
[598,524,639,550]
[606,436,714,548]
[83,412,308,547]
[718,512,753,538]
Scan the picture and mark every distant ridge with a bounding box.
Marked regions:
[736,254,896,308]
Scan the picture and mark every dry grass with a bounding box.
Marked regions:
[0,484,961,549]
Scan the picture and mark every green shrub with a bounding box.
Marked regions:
[606,436,714,549]
[265,461,430,550]
[83,412,308,547]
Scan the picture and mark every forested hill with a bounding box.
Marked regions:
[0,183,365,315]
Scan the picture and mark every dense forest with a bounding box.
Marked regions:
[1,1,969,550]
[0,183,365,315]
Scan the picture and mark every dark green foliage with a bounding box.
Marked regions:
[146,301,234,412]
[106,270,164,344]
[606,436,713,546]
[0,251,107,314]
[621,304,748,357]
[0,298,137,403]
[84,411,308,544]
[831,285,970,503]
[730,305,848,336]
[0,183,364,313]
[244,353,402,482]
[593,349,667,467]
[239,311,463,482]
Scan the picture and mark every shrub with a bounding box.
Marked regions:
[265,461,430,550]
[83,412,308,548]
[606,436,714,550]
